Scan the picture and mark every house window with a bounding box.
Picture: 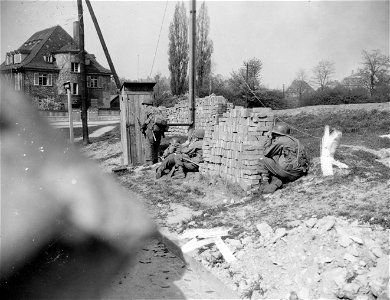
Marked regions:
[44,55,55,63]
[34,73,53,86]
[71,62,80,73]
[14,54,22,64]
[15,73,23,91]
[6,54,13,65]
[87,76,99,88]
[72,83,78,95]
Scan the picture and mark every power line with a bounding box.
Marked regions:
[149,0,169,78]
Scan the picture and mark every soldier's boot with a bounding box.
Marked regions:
[260,174,282,194]
[171,166,185,179]
[156,167,163,179]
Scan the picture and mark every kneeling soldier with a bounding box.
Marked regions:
[260,122,309,194]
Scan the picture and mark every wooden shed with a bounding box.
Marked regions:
[120,81,156,166]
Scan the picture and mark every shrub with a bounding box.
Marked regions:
[298,86,387,107]
[33,97,65,111]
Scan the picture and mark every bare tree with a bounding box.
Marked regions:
[168,2,189,96]
[288,69,313,100]
[359,49,390,96]
[196,1,213,97]
[312,60,335,91]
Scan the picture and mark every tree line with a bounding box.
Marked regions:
[113,1,389,109]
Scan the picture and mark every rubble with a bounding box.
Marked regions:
[189,217,389,299]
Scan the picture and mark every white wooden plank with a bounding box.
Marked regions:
[181,237,215,253]
[179,227,231,240]
[215,237,236,263]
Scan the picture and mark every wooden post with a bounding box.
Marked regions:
[77,0,89,145]
[84,0,121,90]
[67,88,74,143]
[120,88,129,165]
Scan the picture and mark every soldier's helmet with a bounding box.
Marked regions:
[141,98,153,105]
[272,122,290,135]
[193,129,205,139]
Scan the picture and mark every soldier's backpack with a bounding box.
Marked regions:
[151,109,169,135]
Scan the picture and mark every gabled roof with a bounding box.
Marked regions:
[1,25,111,75]
[1,26,61,71]
[86,54,111,74]
[286,80,314,94]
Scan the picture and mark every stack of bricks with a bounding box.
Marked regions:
[200,107,275,192]
[165,95,231,136]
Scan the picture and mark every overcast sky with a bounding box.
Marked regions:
[1,0,389,89]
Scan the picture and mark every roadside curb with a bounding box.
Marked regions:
[155,228,239,299]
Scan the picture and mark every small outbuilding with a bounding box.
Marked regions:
[120,81,156,166]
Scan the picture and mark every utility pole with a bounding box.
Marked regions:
[245,62,249,103]
[137,54,140,81]
[85,0,121,90]
[283,84,285,99]
[189,0,196,128]
[77,0,89,145]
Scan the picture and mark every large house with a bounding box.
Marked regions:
[1,22,112,109]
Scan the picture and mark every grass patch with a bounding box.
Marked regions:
[281,110,390,157]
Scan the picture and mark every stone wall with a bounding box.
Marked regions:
[24,71,59,100]
[200,107,275,192]
[165,95,232,136]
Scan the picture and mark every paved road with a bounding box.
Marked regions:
[101,239,231,299]
[49,120,120,128]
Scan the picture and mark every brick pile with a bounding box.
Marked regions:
[200,107,275,191]
[165,95,232,136]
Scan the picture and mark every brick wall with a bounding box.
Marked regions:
[164,94,275,191]
[200,107,274,192]
[165,94,233,136]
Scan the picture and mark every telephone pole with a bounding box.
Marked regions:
[77,0,89,145]
[189,0,196,128]
[85,0,121,90]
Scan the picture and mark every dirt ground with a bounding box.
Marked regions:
[77,102,389,300]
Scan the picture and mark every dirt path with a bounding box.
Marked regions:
[101,239,236,299]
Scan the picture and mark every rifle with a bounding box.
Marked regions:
[181,156,200,167]
[137,114,156,142]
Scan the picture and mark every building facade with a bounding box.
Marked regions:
[1,22,112,109]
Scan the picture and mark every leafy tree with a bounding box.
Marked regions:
[230,57,263,103]
[168,2,189,96]
[359,49,390,96]
[196,1,213,97]
[312,60,335,91]
[153,73,172,107]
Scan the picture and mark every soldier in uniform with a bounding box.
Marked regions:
[140,98,163,165]
[156,129,205,179]
[260,122,309,194]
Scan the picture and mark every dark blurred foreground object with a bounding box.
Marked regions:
[0,83,156,298]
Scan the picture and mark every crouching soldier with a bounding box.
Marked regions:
[260,122,309,194]
[160,138,181,161]
[156,129,205,179]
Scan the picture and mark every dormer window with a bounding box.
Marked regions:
[43,54,55,63]
[14,53,22,64]
[5,53,13,65]
[71,62,80,73]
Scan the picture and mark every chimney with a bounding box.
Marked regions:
[73,21,80,46]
